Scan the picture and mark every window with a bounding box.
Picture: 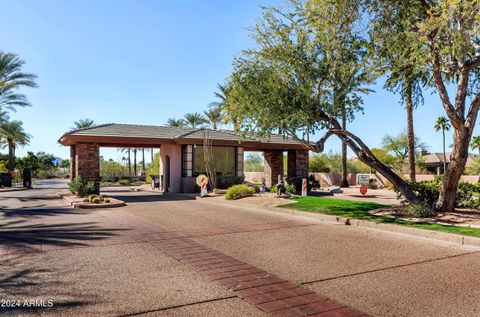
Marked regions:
[182,145,193,177]
[192,145,236,177]
[236,147,244,176]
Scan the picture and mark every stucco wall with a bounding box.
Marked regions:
[160,144,182,193]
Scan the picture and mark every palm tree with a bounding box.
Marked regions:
[71,118,95,131]
[165,118,185,127]
[183,112,207,128]
[434,116,451,174]
[471,136,480,155]
[118,148,131,175]
[0,52,38,112]
[204,103,224,130]
[132,148,137,176]
[0,120,31,172]
[0,110,9,123]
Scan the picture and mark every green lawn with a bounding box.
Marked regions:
[280,196,480,238]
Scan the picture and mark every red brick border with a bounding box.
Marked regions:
[150,236,367,316]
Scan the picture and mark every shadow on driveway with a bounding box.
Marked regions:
[0,219,125,250]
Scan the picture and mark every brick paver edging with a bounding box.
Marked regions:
[150,236,368,316]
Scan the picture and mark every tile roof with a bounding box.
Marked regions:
[61,123,305,147]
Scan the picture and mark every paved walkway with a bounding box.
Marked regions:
[1,181,480,316]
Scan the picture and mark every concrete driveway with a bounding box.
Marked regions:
[1,180,479,316]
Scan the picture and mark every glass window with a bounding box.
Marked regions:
[193,145,236,176]
[182,145,193,177]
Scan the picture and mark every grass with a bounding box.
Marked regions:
[280,196,480,238]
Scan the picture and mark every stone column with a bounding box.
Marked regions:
[264,150,284,189]
[287,150,309,191]
[69,145,76,180]
[75,142,100,193]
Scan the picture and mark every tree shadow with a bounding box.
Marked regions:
[0,219,126,250]
[0,255,98,314]
[0,206,88,218]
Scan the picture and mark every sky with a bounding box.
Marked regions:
[0,0,470,163]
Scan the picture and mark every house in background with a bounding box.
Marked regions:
[58,124,310,193]
[420,152,477,175]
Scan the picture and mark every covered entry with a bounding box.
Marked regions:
[58,123,310,193]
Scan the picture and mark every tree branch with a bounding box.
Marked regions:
[465,93,480,132]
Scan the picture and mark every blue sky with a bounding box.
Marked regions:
[1,0,466,162]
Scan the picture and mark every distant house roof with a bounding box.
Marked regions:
[58,123,309,151]
[421,152,477,165]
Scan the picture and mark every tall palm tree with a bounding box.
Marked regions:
[204,104,224,130]
[183,112,207,128]
[132,148,137,176]
[71,118,95,131]
[0,52,38,112]
[434,116,451,174]
[118,148,131,175]
[165,118,185,127]
[471,136,480,155]
[141,148,146,171]
[0,120,31,172]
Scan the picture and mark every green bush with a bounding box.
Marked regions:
[225,184,255,200]
[249,185,260,193]
[270,183,297,194]
[396,178,480,210]
[119,179,130,186]
[69,176,97,197]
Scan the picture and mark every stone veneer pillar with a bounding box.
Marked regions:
[287,150,309,191]
[75,142,100,193]
[264,150,284,189]
[69,145,76,180]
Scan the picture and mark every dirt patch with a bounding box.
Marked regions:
[373,206,480,228]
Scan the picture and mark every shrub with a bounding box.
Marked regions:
[270,183,297,194]
[402,203,436,218]
[216,176,244,189]
[119,179,130,186]
[396,179,480,210]
[92,197,101,203]
[145,175,153,184]
[225,184,255,200]
[69,176,96,197]
[248,185,260,193]
[104,198,111,203]
[368,179,378,190]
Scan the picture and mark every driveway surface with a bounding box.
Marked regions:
[1,180,479,316]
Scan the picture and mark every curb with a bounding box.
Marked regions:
[0,187,30,193]
[57,192,126,209]
[193,197,480,249]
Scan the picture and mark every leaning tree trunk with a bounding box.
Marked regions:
[314,113,421,205]
[436,128,470,212]
[405,83,416,182]
[340,110,349,187]
[7,140,15,173]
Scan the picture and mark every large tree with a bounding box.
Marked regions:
[223,0,421,204]
[0,52,38,113]
[370,0,480,212]
[0,120,31,172]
